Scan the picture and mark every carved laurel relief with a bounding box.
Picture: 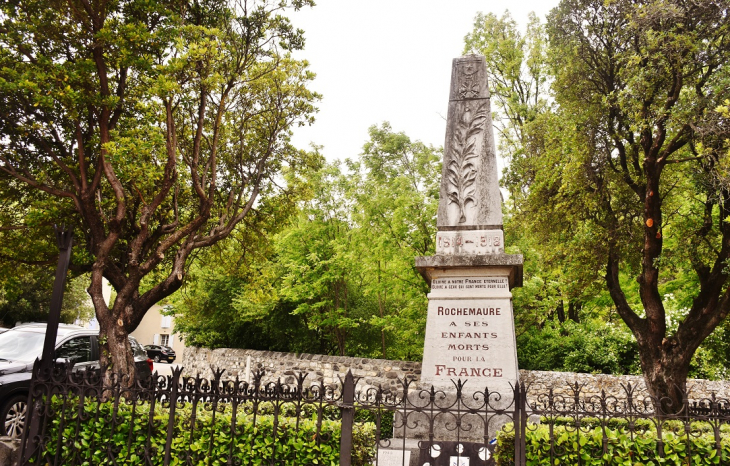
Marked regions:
[446,103,487,223]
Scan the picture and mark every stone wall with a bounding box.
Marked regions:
[182,347,730,400]
[182,347,422,393]
[521,370,730,400]
[0,437,20,466]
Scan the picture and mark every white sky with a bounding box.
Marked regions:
[288,0,560,164]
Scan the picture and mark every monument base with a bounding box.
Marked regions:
[407,259,522,451]
[418,265,520,392]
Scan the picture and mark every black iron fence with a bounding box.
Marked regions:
[16,361,730,466]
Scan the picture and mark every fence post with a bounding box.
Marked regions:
[513,381,527,466]
[339,370,355,466]
[16,360,41,465]
[19,227,74,465]
[513,382,521,465]
[163,367,182,465]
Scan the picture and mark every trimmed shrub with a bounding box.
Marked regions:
[495,423,730,465]
[41,396,376,466]
[355,409,395,439]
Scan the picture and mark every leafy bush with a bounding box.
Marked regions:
[495,423,730,465]
[542,416,730,436]
[355,409,395,439]
[41,396,376,466]
[517,320,641,375]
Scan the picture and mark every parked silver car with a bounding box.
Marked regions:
[0,323,153,438]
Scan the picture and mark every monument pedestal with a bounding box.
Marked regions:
[417,255,522,396]
[393,254,522,449]
[385,256,522,464]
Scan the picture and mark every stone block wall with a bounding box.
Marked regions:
[182,347,730,400]
[0,437,20,466]
[520,370,730,400]
[182,347,422,393]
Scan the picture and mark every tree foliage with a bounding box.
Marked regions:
[0,269,94,328]
[464,10,549,179]
[0,0,318,378]
[174,124,440,360]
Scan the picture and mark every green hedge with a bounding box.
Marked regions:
[355,409,395,439]
[41,397,376,466]
[215,400,395,439]
[495,423,730,465]
[539,416,730,435]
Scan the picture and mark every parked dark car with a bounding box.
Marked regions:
[0,323,153,439]
[143,344,176,363]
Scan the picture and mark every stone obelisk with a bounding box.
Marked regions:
[416,55,523,394]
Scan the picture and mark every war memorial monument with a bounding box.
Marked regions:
[416,54,523,394]
[379,55,524,466]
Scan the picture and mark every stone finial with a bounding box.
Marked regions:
[437,55,502,230]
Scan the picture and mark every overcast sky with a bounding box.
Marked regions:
[288,0,560,164]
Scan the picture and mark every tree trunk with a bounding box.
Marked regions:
[98,312,137,387]
[568,301,581,323]
[89,270,143,386]
[335,328,346,356]
[638,341,690,415]
[377,260,387,359]
[556,300,566,323]
[377,292,387,358]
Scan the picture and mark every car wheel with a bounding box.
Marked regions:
[154,355,160,363]
[1,395,27,439]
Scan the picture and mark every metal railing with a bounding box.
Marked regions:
[524,382,730,464]
[16,361,730,465]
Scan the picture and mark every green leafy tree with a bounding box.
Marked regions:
[465,13,590,335]
[172,243,328,353]
[172,148,324,351]
[261,125,440,359]
[274,163,365,356]
[174,159,363,356]
[544,0,730,405]
[180,161,373,357]
[174,125,440,360]
[0,0,318,380]
[464,10,549,204]
[344,123,440,359]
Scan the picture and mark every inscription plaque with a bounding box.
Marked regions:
[450,457,469,466]
[377,449,411,466]
[435,230,504,255]
[430,276,508,292]
[421,274,517,391]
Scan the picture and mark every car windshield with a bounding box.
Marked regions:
[0,330,47,363]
